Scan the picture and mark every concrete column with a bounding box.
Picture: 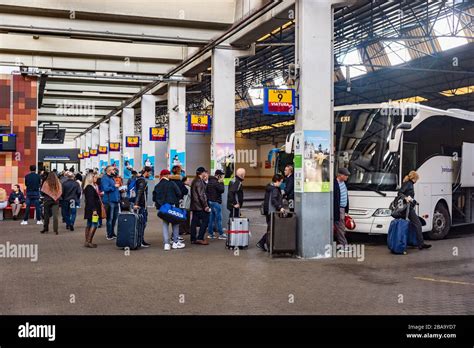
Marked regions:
[294,0,334,258]
[99,122,109,174]
[211,48,236,226]
[79,135,86,173]
[122,107,137,179]
[91,128,100,171]
[85,132,92,170]
[109,115,121,171]
[141,94,157,177]
[167,82,186,172]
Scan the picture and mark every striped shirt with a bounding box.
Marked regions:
[338,180,348,208]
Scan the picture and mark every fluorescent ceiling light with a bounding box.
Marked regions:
[439,85,474,97]
[393,96,428,103]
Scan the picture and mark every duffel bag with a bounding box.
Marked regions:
[158,203,187,224]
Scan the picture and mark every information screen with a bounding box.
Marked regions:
[0,134,16,151]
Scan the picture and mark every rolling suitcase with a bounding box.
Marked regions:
[269,212,297,256]
[226,210,250,250]
[387,206,410,254]
[116,210,144,250]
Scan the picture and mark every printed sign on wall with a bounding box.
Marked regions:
[109,142,121,152]
[263,88,295,115]
[98,146,108,154]
[125,136,140,148]
[187,113,211,132]
[149,127,167,141]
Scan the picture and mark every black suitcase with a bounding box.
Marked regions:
[116,211,144,250]
[269,212,297,256]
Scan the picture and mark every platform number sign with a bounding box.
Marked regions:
[109,142,120,152]
[187,113,211,133]
[149,127,167,141]
[78,153,83,159]
[263,88,295,116]
[98,146,108,154]
[83,151,90,158]
[125,136,140,148]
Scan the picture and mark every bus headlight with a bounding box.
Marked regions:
[373,208,392,217]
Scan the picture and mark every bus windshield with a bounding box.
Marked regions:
[335,108,402,191]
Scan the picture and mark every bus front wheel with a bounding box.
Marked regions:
[427,203,451,240]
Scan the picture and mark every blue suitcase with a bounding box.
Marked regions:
[407,224,419,247]
[387,219,409,254]
[116,211,144,250]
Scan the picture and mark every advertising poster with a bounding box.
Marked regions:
[123,158,134,179]
[142,154,155,179]
[303,130,331,192]
[99,160,108,174]
[109,142,121,152]
[98,146,108,154]
[125,136,140,148]
[215,143,235,180]
[149,127,167,141]
[294,131,304,193]
[170,149,186,172]
[187,113,211,133]
[263,88,295,115]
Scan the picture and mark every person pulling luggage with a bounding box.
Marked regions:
[398,171,431,250]
[257,174,285,251]
[134,166,152,248]
[227,168,245,218]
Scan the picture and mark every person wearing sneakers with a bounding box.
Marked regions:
[101,165,120,240]
[21,165,43,226]
[153,169,185,251]
[190,167,211,245]
[83,173,103,248]
[206,169,226,240]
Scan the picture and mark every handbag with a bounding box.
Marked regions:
[389,195,408,219]
[344,215,356,230]
[158,203,187,224]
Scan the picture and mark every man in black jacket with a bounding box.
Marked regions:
[227,168,245,218]
[134,166,152,247]
[206,169,226,240]
[334,168,350,246]
[61,172,81,231]
[21,165,42,225]
[190,167,211,245]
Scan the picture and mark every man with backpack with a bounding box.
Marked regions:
[206,169,226,240]
[134,166,152,247]
[257,174,285,251]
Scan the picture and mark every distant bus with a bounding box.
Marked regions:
[272,103,474,239]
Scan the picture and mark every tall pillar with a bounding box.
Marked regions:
[211,48,236,226]
[80,135,86,173]
[122,107,137,179]
[91,128,100,171]
[141,94,157,178]
[294,0,334,258]
[85,132,92,170]
[109,115,121,171]
[167,82,186,172]
[99,122,109,174]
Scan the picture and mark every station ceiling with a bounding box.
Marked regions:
[0,0,472,143]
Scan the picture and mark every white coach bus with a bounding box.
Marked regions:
[276,103,474,239]
[334,103,474,239]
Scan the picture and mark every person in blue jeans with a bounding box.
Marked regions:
[206,169,226,240]
[61,172,82,231]
[21,165,43,225]
[100,165,120,240]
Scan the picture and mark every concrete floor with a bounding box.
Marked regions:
[0,206,473,315]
